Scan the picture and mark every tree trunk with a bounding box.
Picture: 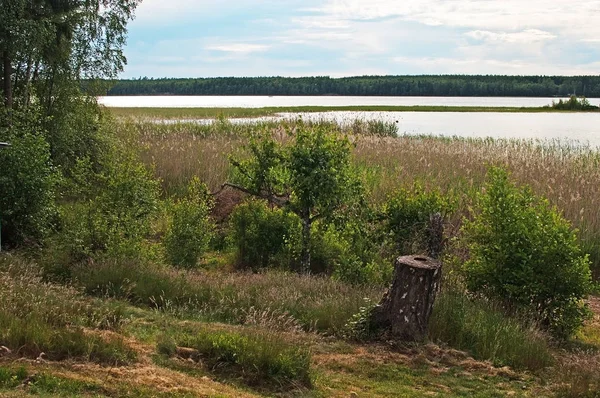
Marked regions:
[369,255,442,342]
[300,216,311,274]
[3,50,12,109]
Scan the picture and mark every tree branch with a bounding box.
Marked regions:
[218,182,289,207]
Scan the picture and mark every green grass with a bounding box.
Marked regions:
[106,105,599,120]
[428,286,554,371]
[72,258,382,334]
[0,255,136,365]
[156,327,312,390]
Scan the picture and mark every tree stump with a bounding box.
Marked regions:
[369,255,442,342]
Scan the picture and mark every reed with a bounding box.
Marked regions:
[122,118,600,273]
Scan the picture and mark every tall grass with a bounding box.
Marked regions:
[73,259,382,334]
[0,255,136,364]
[125,117,600,273]
[429,285,554,371]
[157,327,312,389]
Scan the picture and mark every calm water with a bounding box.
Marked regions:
[99,95,600,108]
[99,96,600,147]
[279,111,600,147]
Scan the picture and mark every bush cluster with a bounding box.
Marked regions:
[461,167,592,338]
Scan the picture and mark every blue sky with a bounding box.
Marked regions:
[121,0,600,78]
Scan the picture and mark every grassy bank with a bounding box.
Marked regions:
[106,104,599,119]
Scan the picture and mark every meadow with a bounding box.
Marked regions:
[2,112,600,397]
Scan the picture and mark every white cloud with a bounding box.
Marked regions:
[205,44,271,54]
[465,29,557,44]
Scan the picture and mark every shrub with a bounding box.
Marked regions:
[0,131,59,247]
[164,328,312,388]
[461,166,592,339]
[552,96,599,111]
[164,178,214,268]
[58,148,160,261]
[311,223,391,285]
[382,183,455,255]
[229,199,301,270]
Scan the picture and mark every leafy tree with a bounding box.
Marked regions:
[461,167,592,338]
[227,125,362,272]
[0,0,139,245]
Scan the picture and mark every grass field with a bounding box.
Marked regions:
[3,111,600,397]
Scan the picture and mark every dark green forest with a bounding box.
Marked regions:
[107,75,600,97]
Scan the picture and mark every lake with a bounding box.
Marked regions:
[98,95,600,108]
[99,96,600,147]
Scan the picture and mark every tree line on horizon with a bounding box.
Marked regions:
[106,75,600,97]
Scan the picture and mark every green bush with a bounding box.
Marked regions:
[311,223,390,285]
[461,166,592,339]
[0,131,58,247]
[166,328,312,388]
[229,200,301,270]
[382,183,455,255]
[165,178,214,268]
[58,148,160,261]
[551,96,599,111]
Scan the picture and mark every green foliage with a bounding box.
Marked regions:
[311,223,391,285]
[382,183,455,255]
[230,124,363,272]
[59,146,160,261]
[0,123,59,247]
[551,96,599,111]
[287,124,361,221]
[229,199,301,270]
[429,286,553,371]
[165,328,312,388]
[109,75,600,98]
[342,298,378,341]
[165,177,214,268]
[461,166,592,338]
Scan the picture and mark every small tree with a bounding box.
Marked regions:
[226,125,361,272]
[462,167,592,338]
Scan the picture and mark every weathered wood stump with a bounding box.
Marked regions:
[369,255,442,342]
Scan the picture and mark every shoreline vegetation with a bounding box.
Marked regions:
[107,102,600,119]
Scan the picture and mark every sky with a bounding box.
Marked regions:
[121,0,600,78]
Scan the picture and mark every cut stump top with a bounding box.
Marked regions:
[396,255,441,270]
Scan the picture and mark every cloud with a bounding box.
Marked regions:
[205,44,271,54]
[122,0,600,77]
[465,29,557,44]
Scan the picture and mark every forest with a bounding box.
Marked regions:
[107,75,600,97]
